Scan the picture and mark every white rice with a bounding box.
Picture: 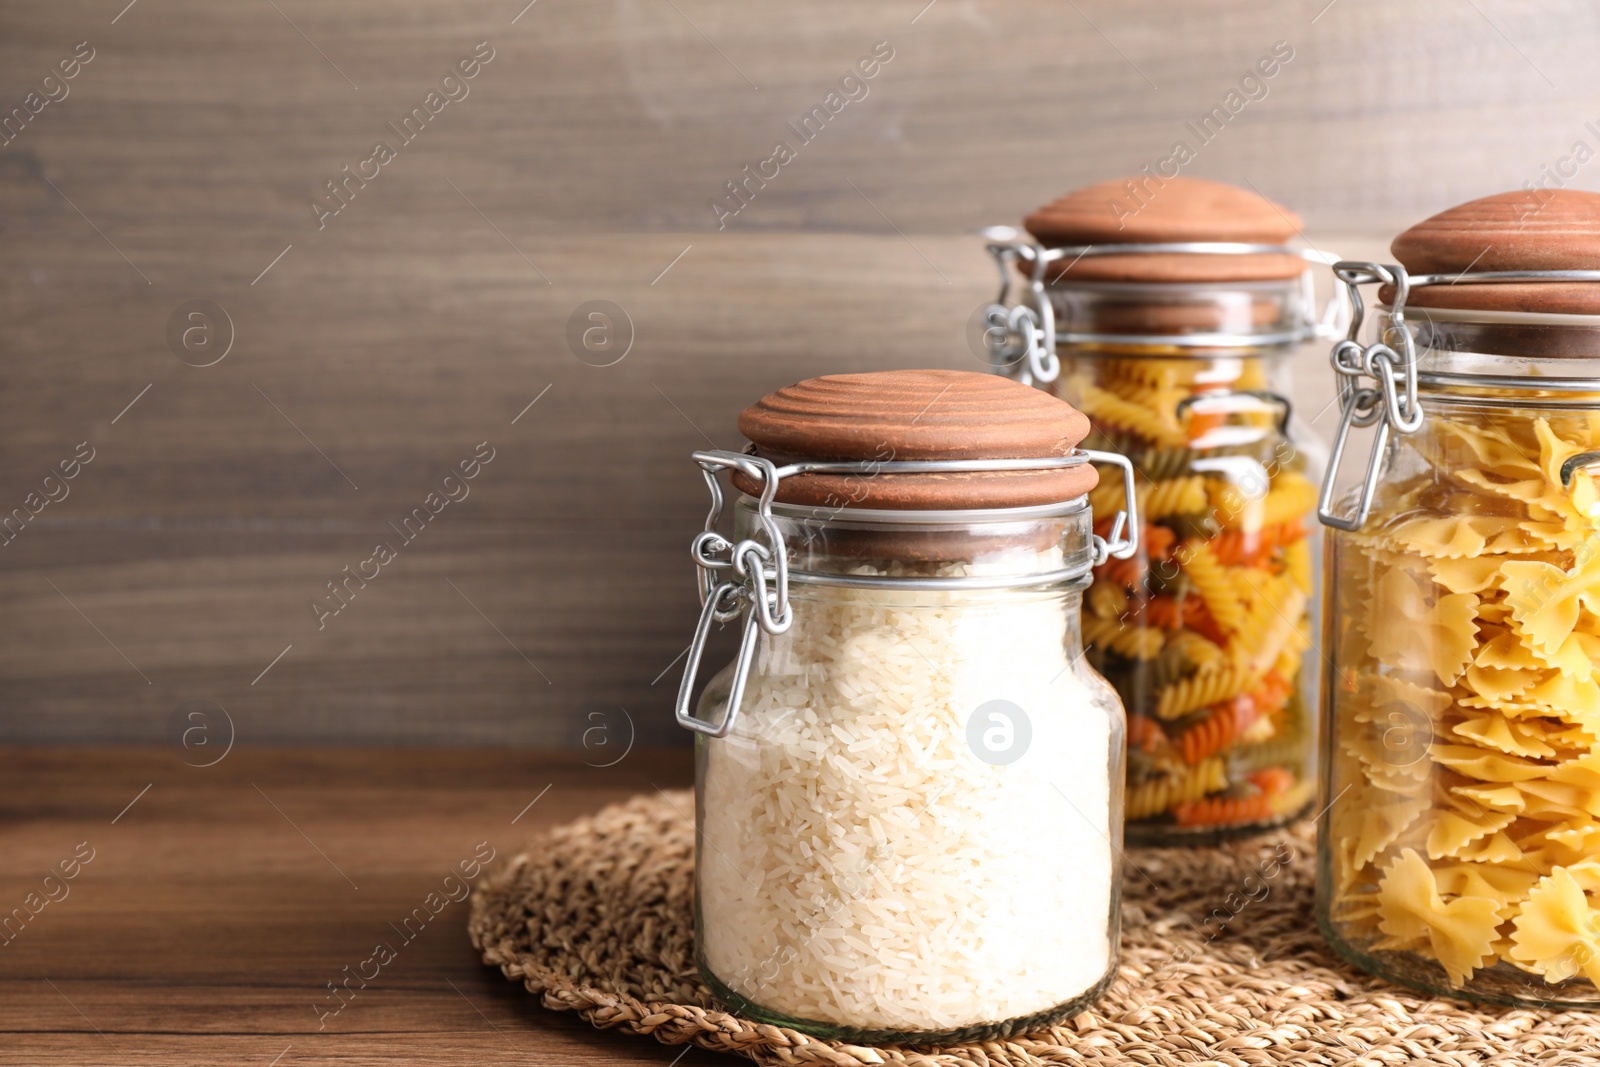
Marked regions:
[699,560,1117,1034]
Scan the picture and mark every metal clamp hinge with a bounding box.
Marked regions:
[978,239,1059,386]
[1316,261,1424,532]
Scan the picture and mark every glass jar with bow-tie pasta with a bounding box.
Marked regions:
[1316,190,1600,1007]
[674,370,1138,1042]
[979,177,1338,844]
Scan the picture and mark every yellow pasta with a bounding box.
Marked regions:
[1284,537,1313,595]
[1075,382,1188,448]
[1326,406,1600,991]
[1101,358,1183,391]
[1508,868,1600,984]
[1180,540,1246,634]
[1126,758,1228,820]
[1170,629,1226,672]
[1089,472,1209,523]
[1140,476,1209,521]
[1083,615,1165,660]
[1154,663,1256,720]
[1087,579,1128,620]
[1258,472,1320,529]
[1374,849,1502,986]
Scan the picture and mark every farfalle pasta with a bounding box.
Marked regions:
[1071,353,1318,841]
[1325,406,1600,1001]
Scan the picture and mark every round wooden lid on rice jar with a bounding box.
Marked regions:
[1022,176,1305,284]
[732,369,1098,510]
[1386,188,1600,314]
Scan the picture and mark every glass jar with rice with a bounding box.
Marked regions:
[674,369,1136,1042]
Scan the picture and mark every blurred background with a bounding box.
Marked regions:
[3,0,1597,749]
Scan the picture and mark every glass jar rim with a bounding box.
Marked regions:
[754,494,1091,526]
[1382,302,1600,329]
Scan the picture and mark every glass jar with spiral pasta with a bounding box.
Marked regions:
[982,177,1331,844]
[674,370,1135,1042]
[1317,189,1600,1008]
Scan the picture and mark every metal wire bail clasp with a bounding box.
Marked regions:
[1083,449,1140,563]
[675,450,793,739]
[979,234,1060,386]
[1317,261,1425,532]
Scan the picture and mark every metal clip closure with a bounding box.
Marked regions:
[676,450,793,739]
[1316,262,1425,532]
[1083,449,1139,564]
[979,238,1060,386]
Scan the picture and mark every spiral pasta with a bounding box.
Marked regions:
[1083,615,1166,660]
[1212,518,1305,567]
[1127,714,1168,753]
[1126,758,1228,820]
[1076,382,1188,448]
[1155,664,1258,720]
[1181,541,1247,634]
[1075,354,1316,837]
[1090,474,1209,524]
[1087,579,1128,620]
[1178,697,1254,765]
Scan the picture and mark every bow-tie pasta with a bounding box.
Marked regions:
[1327,411,1600,996]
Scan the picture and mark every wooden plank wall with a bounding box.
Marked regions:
[0,0,1592,746]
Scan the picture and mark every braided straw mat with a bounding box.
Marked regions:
[467,791,1600,1067]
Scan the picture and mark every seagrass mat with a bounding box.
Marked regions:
[467,791,1600,1067]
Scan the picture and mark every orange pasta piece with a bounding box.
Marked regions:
[1127,714,1168,754]
[1249,766,1295,798]
[1173,791,1276,827]
[1178,692,1264,765]
[1183,410,1227,439]
[1143,523,1177,559]
[1134,596,1185,631]
[1210,517,1309,567]
[1250,671,1293,718]
[1178,705,1235,766]
[1096,555,1145,589]
[1182,597,1229,647]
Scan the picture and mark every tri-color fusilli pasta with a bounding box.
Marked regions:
[1072,352,1317,839]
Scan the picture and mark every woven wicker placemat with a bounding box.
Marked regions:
[467,790,1600,1067]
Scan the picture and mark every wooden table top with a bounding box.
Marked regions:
[0,747,725,1066]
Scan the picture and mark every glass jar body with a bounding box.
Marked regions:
[692,501,1125,1042]
[1054,334,1321,844]
[1319,368,1600,1007]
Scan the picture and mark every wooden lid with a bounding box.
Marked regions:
[733,369,1098,510]
[1387,190,1600,314]
[1022,177,1306,283]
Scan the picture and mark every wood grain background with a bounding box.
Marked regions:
[0,0,1594,746]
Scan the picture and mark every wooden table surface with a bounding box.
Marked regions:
[0,747,726,1067]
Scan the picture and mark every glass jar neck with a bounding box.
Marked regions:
[1046,276,1315,352]
[1389,308,1600,391]
[734,496,1097,589]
